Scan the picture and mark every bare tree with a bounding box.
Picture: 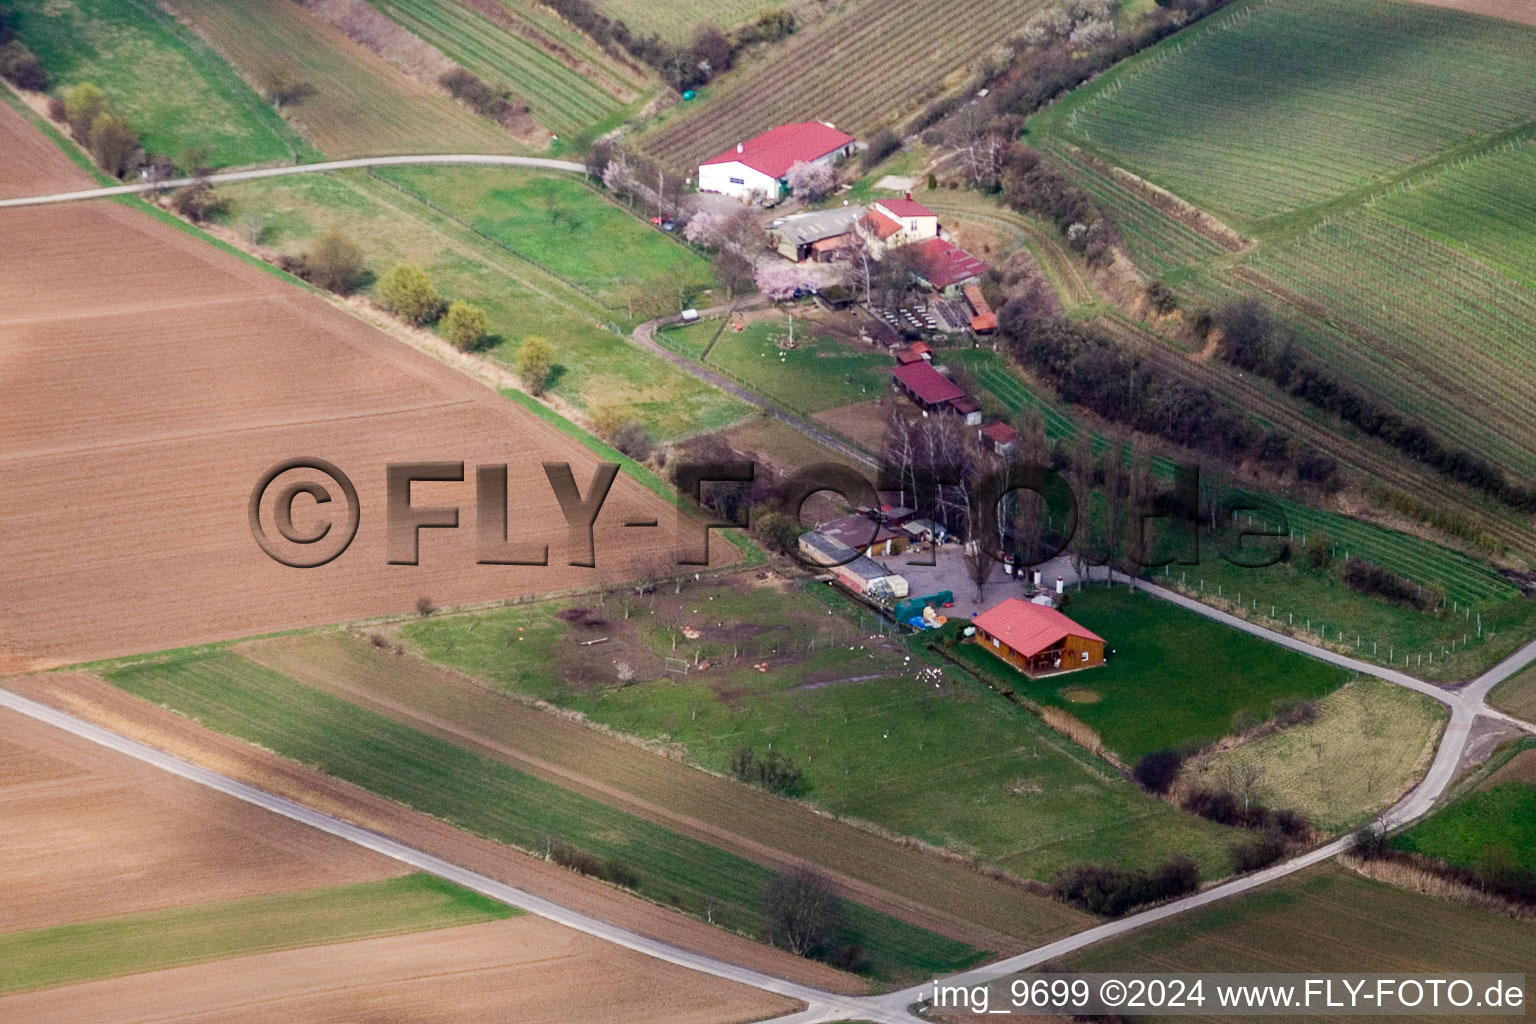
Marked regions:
[763,866,845,957]
[1102,437,1128,570]
[964,533,995,603]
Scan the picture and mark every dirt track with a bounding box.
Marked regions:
[5,671,867,994]
[0,917,799,1024]
[0,702,403,933]
[0,103,718,671]
[1398,0,1536,25]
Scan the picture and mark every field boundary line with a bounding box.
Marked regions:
[0,153,589,209]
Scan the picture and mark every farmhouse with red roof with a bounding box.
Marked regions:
[909,237,990,296]
[698,121,856,202]
[972,597,1106,676]
[857,196,940,250]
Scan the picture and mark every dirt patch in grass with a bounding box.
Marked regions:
[1481,747,1536,788]
[813,399,893,452]
[1060,688,1100,704]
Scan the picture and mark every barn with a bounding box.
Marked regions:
[698,122,856,203]
[971,597,1105,677]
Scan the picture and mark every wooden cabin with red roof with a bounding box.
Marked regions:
[971,597,1105,676]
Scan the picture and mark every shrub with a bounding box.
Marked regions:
[1342,556,1439,611]
[439,67,521,125]
[302,231,365,294]
[549,841,639,889]
[378,264,441,325]
[861,128,900,169]
[515,335,556,395]
[729,746,806,797]
[1296,529,1333,571]
[1132,748,1183,795]
[62,82,105,142]
[415,595,437,617]
[87,112,138,179]
[1052,856,1200,917]
[171,181,225,223]
[440,299,489,350]
[0,39,48,91]
[255,60,313,108]
[1231,830,1287,873]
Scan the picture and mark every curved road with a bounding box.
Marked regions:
[0,153,589,208]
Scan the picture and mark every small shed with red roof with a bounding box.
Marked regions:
[972,597,1105,676]
[910,238,989,296]
[698,121,856,203]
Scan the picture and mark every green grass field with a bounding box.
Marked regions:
[214,170,745,440]
[954,586,1350,761]
[1039,0,1536,226]
[404,579,1241,882]
[0,874,511,995]
[6,0,308,167]
[103,649,979,982]
[1189,678,1444,834]
[1491,665,1536,722]
[699,318,894,414]
[362,0,646,142]
[375,166,717,312]
[160,0,522,158]
[1067,863,1536,998]
[1395,741,1536,874]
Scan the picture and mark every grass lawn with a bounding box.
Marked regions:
[704,317,893,414]
[1491,664,1536,722]
[1066,863,1536,986]
[1394,741,1536,874]
[404,578,1240,882]
[375,166,718,312]
[1187,678,1445,834]
[160,0,523,158]
[103,649,979,982]
[0,874,510,995]
[6,0,308,168]
[956,586,1351,761]
[214,171,746,441]
[655,319,721,361]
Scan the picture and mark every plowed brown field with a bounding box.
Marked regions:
[0,104,716,672]
[0,705,403,933]
[0,105,92,198]
[6,670,867,993]
[0,918,800,1024]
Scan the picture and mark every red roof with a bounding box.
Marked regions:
[894,347,925,365]
[981,421,1017,445]
[863,209,902,240]
[911,238,989,290]
[891,361,964,405]
[909,341,932,356]
[701,122,855,179]
[973,598,1104,658]
[876,197,936,219]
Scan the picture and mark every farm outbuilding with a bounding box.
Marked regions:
[769,205,866,262]
[971,597,1105,677]
[698,122,856,203]
[890,360,964,412]
[814,513,908,557]
[909,238,989,296]
[836,554,910,600]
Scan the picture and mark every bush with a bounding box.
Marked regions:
[255,60,313,108]
[1182,787,1311,838]
[1342,556,1439,611]
[515,335,556,396]
[170,181,225,223]
[1231,830,1287,873]
[549,841,639,888]
[862,128,900,169]
[293,231,365,295]
[62,82,105,142]
[440,299,489,350]
[0,39,48,91]
[1297,529,1333,571]
[729,746,806,797]
[1052,856,1200,917]
[87,112,138,179]
[1132,748,1183,795]
[440,67,521,125]
[378,264,441,325]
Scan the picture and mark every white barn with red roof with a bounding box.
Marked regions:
[859,196,940,251]
[698,121,856,202]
